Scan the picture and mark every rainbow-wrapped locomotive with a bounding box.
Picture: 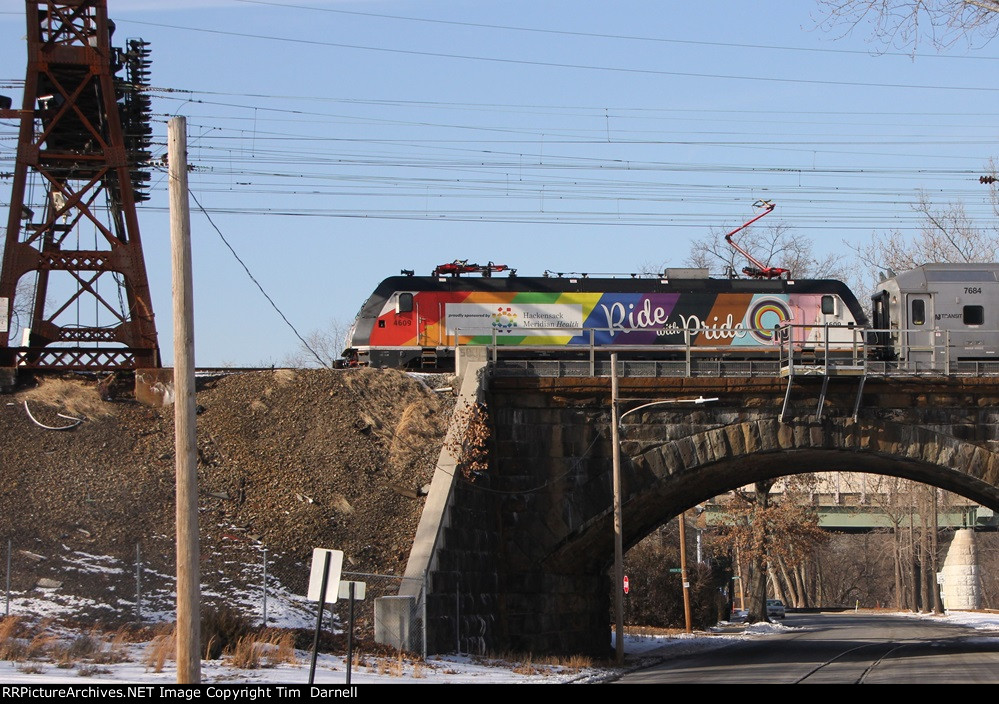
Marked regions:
[342,265,867,369]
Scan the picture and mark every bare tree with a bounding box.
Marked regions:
[815,0,999,50]
[686,221,848,280]
[281,317,349,368]
[4,278,37,346]
[850,191,999,278]
[713,479,828,622]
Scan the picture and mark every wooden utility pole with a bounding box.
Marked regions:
[611,353,624,665]
[169,116,201,684]
[678,511,692,633]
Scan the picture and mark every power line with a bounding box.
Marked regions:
[188,189,330,368]
[231,0,999,62]
[122,19,999,94]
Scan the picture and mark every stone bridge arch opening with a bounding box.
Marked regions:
[558,422,999,574]
[430,376,999,656]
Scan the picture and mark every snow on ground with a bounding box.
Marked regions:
[0,611,994,684]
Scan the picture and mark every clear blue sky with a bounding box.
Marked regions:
[2,1,998,366]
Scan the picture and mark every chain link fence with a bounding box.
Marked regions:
[1,534,428,657]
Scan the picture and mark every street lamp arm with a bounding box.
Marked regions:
[618,397,719,424]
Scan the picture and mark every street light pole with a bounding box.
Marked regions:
[611,352,625,666]
[615,394,717,638]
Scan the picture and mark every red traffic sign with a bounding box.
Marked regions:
[623,575,630,594]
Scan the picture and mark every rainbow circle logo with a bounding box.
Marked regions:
[492,306,518,333]
[747,297,791,343]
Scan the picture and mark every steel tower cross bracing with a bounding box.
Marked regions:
[0,0,160,371]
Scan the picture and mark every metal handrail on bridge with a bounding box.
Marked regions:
[465,324,999,379]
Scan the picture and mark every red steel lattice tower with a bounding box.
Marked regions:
[0,0,160,371]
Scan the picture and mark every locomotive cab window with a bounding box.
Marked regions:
[911,299,925,326]
[964,305,985,326]
[821,295,835,316]
[396,292,414,314]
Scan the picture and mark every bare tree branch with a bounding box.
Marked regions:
[281,317,349,368]
[814,0,999,50]
[847,190,999,285]
[686,221,849,280]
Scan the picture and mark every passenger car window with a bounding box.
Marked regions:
[964,305,984,326]
[911,299,925,326]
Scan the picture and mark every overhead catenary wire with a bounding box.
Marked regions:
[188,189,330,369]
[230,0,999,63]
[121,18,999,94]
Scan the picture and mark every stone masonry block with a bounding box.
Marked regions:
[756,419,779,452]
[793,423,810,448]
[704,427,730,462]
[742,422,763,454]
[808,424,824,448]
[675,436,698,468]
[724,424,747,458]
[776,422,794,450]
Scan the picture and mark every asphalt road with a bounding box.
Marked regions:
[615,613,999,684]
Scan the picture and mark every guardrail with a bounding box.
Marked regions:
[469,324,999,378]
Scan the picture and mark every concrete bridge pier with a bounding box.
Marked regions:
[941,528,981,610]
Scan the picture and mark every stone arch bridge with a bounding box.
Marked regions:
[397,361,999,656]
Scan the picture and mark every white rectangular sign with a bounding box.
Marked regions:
[338,580,366,600]
[446,303,583,336]
[307,548,344,603]
[0,297,7,333]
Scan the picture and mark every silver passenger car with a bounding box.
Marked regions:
[871,263,999,368]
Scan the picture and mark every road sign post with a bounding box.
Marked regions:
[307,548,344,685]
[339,581,366,686]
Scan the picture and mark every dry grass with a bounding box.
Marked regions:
[413,660,425,678]
[386,400,445,471]
[273,368,297,385]
[511,655,540,676]
[226,636,267,669]
[331,494,354,515]
[52,630,103,667]
[25,632,57,661]
[77,664,111,677]
[0,616,26,661]
[0,617,60,663]
[625,624,685,638]
[202,605,253,660]
[1,619,137,671]
[92,627,132,664]
[498,650,591,676]
[143,626,175,673]
[346,368,445,459]
[21,378,113,419]
[269,632,297,665]
[560,654,593,670]
[223,630,297,669]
